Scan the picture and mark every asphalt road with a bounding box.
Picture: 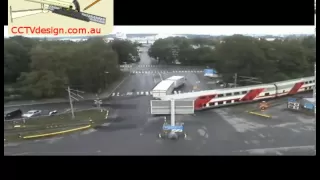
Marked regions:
[4,49,315,155]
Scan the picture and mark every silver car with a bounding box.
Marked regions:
[22,110,42,118]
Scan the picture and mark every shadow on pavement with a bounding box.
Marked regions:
[101,103,137,109]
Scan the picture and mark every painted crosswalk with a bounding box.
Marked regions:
[120,65,162,68]
[111,90,196,97]
[131,70,203,74]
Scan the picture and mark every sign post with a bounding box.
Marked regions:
[151,99,194,140]
[94,99,103,112]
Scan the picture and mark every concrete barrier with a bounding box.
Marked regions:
[22,124,92,139]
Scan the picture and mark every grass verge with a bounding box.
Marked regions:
[5,109,106,127]
[4,109,108,142]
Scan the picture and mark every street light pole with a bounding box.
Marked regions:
[234,73,237,87]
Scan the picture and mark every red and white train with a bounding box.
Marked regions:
[160,76,315,111]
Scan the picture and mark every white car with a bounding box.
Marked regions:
[22,110,42,118]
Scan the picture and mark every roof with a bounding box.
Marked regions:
[153,80,174,91]
[4,109,20,114]
[166,76,185,81]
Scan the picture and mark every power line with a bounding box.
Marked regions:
[66,86,85,119]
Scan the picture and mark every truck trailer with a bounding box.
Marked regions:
[152,80,175,99]
[165,76,186,88]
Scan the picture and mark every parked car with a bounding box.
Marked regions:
[22,110,42,118]
[4,109,23,120]
[48,110,58,116]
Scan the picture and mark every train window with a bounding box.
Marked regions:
[218,101,223,105]
[226,100,231,103]
[265,93,270,96]
[313,80,315,82]
[283,90,286,93]
[226,93,232,96]
[304,87,308,91]
[309,81,312,83]
[209,102,215,106]
[234,99,239,102]
[217,94,224,97]
[309,86,312,90]
[242,91,247,94]
[305,81,309,84]
[234,92,240,95]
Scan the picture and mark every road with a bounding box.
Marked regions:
[4,47,316,155]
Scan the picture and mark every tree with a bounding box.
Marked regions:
[4,37,123,99]
[148,34,314,83]
[109,39,139,64]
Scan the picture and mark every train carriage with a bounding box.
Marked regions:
[160,76,315,111]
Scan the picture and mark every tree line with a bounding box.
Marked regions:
[148,35,316,84]
[4,36,140,101]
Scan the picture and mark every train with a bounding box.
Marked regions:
[160,76,315,110]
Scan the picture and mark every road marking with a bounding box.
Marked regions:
[140,91,144,95]
[127,92,133,96]
[247,111,272,118]
[112,93,115,96]
[12,152,31,156]
[116,92,120,96]
[145,91,149,95]
[137,92,140,95]
[235,145,316,155]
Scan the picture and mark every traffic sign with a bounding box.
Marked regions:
[163,125,183,131]
[94,100,102,104]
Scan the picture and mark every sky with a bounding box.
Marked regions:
[4,25,315,37]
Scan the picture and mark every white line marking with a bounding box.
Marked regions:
[236,145,316,155]
[140,91,144,95]
[145,91,149,95]
[127,92,133,95]
[112,93,115,96]
[116,92,120,96]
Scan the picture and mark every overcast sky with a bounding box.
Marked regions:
[4,25,315,37]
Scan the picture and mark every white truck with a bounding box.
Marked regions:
[165,76,186,88]
[152,80,175,99]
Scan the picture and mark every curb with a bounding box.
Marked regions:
[22,125,92,139]
[246,111,272,118]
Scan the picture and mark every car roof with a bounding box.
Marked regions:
[4,109,21,114]
[27,110,39,113]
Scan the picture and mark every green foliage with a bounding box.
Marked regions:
[4,36,138,99]
[148,35,315,83]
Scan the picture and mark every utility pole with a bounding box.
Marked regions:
[314,63,316,117]
[66,86,85,119]
[234,73,237,87]
[67,86,75,119]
